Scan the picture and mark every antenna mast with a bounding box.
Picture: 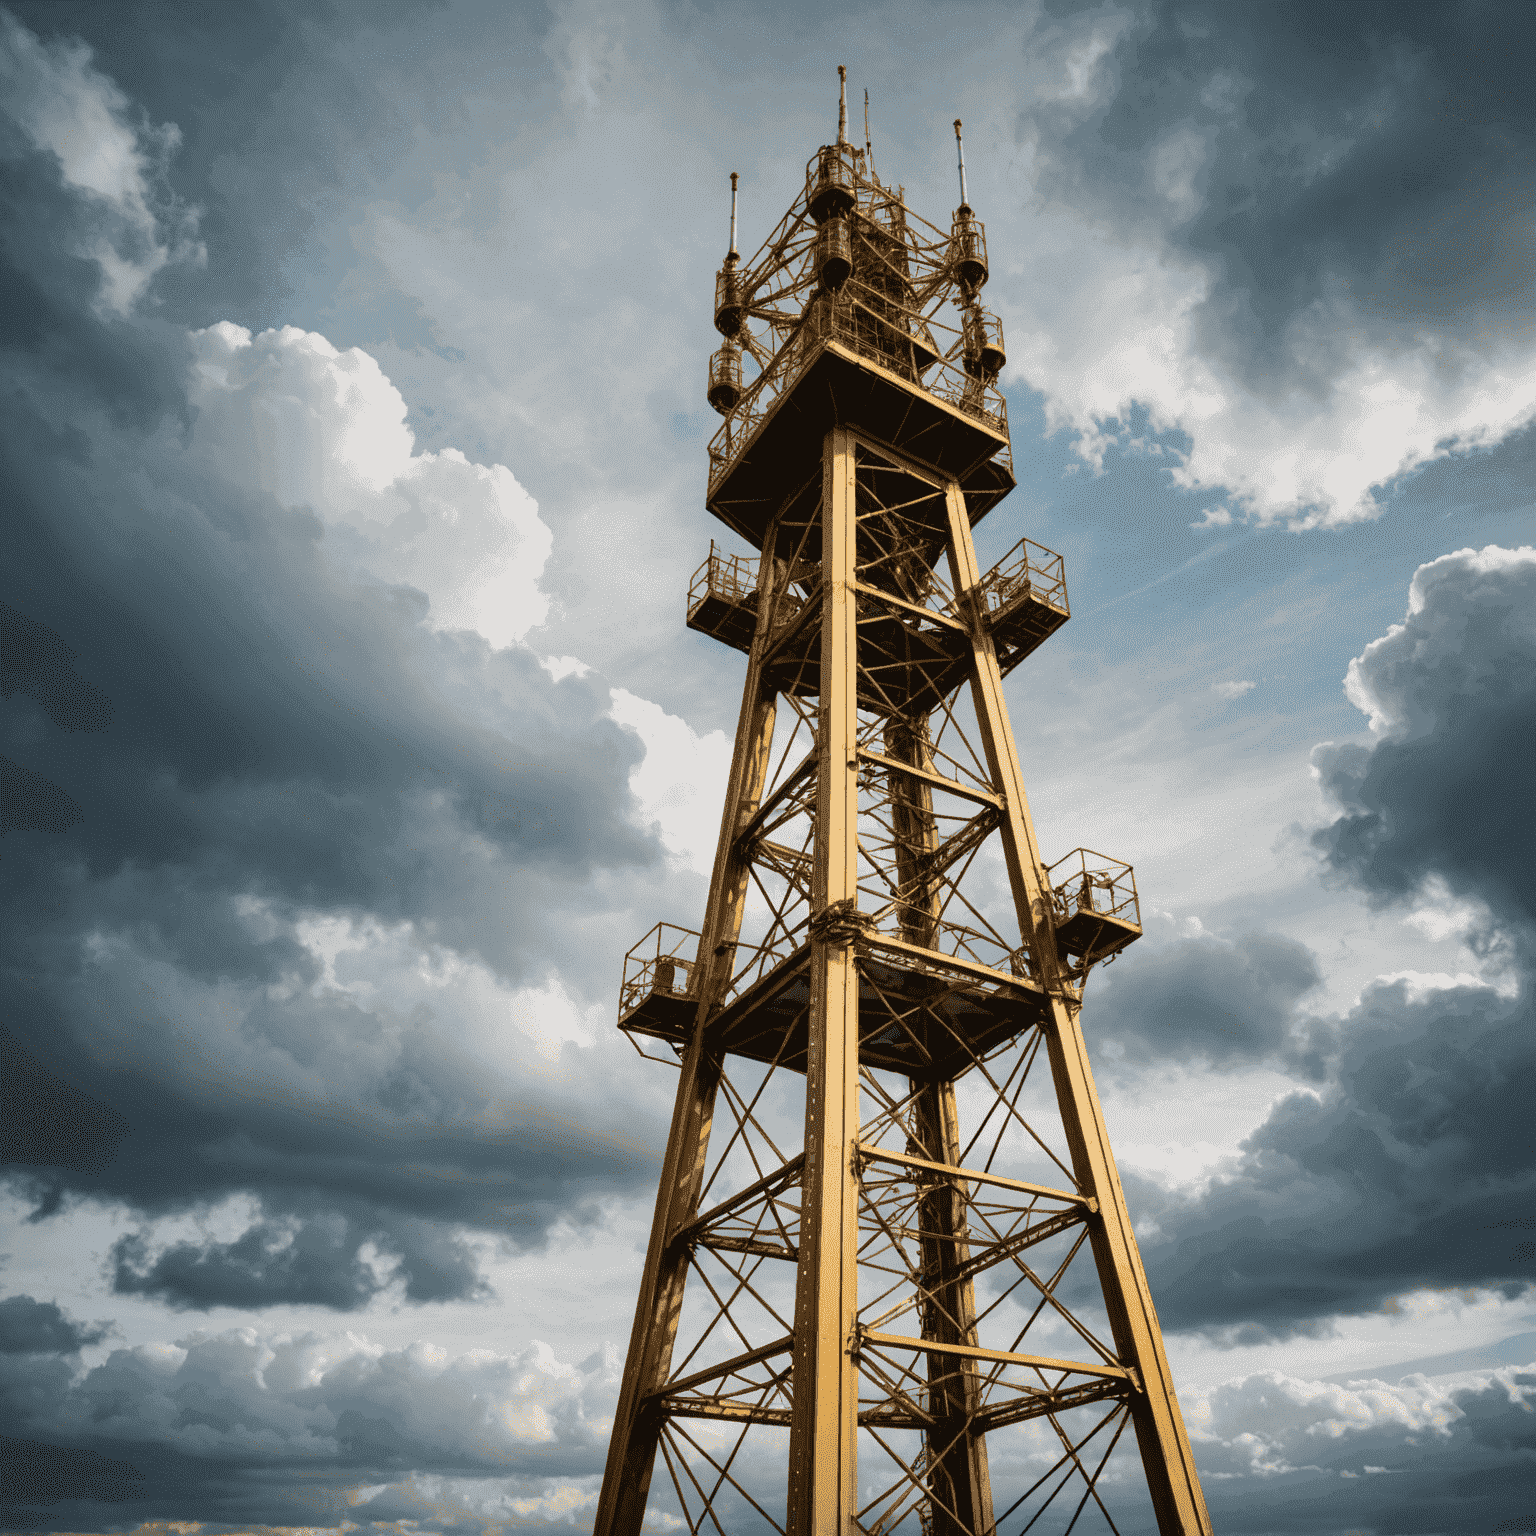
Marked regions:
[728,171,739,261]
[837,64,848,146]
[864,86,881,184]
[954,117,970,209]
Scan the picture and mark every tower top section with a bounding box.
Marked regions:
[703,69,1013,552]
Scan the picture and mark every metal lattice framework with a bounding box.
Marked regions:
[704,159,1009,497]
[597,74,1212,1536]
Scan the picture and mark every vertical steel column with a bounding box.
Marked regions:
[943,483,1213,1536]
[885,716,939,949]
[595,541,783,1536]
[886,716,996,1536]
[787,427,861,1536]
[911,1078,997,1536]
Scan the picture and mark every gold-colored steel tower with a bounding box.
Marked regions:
[596,71,1212,1536]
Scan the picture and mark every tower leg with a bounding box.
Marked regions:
[787,427,861,1536]
[942,482,1213,1536]
[887,716,996,1535]
[912,1078,997,1536]
[594,538,783,1536]
[592,1037,722,1536]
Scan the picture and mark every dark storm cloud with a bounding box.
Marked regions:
[0,1295,108,1355]
[1132,546,1536,1334]
[0,754,85,835]
[4,0,552,344]
[1136,974,1534,1336]
[0,1029,128,1182]
[1312,549,1536,926]
[109,1207,489,1311]
[1084,929,1326,1077]
[2,601,111,835]
[1037,0,1536,390]
[1,603,113,732]
[0,8,681,1311]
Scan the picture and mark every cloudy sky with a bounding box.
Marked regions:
[1,1,1533,1532]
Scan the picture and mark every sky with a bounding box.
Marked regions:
[0,0,1533,1532]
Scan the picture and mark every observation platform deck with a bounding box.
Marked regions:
[1047,849,1142,968]
[707,337,1014,557]
[618,854,1143,1064]
[686,545,761,649]
[620,939,1051,1083]
[684,536,1071,713]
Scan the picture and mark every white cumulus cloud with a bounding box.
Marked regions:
[1189,1360,1536,1481]
[188,322,553,648]
[990,11,1536,529]
[608,687,731,874]
[1339,543,1536,740]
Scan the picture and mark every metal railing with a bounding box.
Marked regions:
[1044,850,1140,930]
[970,536,1069,621]
[868,908,1023,982]
[688,543,758,618]
[707,293,1011,499]
[618,922,700,1022]
[687,544,814,643]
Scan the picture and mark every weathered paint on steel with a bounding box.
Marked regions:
[786,428,862,1536]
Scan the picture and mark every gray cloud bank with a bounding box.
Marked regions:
[0,1315,619,1532]
[1,5,680,1319]
[1,1302,1531,1534]
[1020,0,1536,522]
[1044,0,1536,362]
[1087,929,1326,1078]
[1100,545,1536,1335]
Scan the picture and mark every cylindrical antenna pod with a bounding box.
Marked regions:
[962,305,1006,381]
[951,207,989,294]
[954,117,970,209]
[714,261,744,337]
[815,217,852,292]
[714,172,744,335]
[707,339,742,415]
[808,144,856,223]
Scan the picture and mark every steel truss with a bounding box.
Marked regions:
[597,97,1210,1536]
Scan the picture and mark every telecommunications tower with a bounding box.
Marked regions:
[596,70,1212,1536]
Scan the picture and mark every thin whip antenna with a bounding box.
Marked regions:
[728,171,738,260]
[864,87,881,183]
[837,64,848,146]
[954,118,969,208]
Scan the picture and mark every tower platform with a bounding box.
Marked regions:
[619,939,1052,1082]
[686,533,1072,706]
[707,336,1015,556]
[1047,847,1144,963]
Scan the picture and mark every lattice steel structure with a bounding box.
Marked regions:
[596,72,1212,1536]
